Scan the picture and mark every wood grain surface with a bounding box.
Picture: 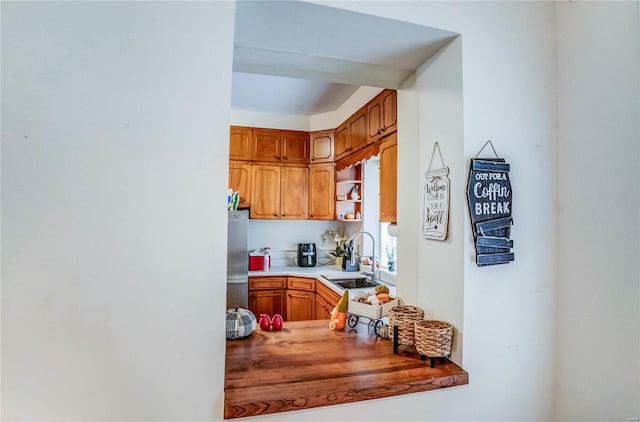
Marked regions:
[224,319,468,419]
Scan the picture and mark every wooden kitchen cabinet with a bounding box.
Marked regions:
[287,277,316,292]
[249,290,286,319]
[334,121,350,160]
[315,294,333,320]
[348,106,368,153]
[249,277,287,320]
[309,130,334,163]
[229,126,252,161]
[286,290,316,321]
[286,277,317,321]
[308,163,335,220]
[379,132,397,223]
[250,164,281,219]
[228,161,251,209]
[281,130,309,164]
[367,90,397,143]
[251,164,308,219]
[251,128,309,164]
[315,282,341,321]
[252,128,281,163]
[249,276,287,290]
[280,166,308,219]
[335,106,368,161]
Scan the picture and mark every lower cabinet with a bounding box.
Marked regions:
[249,276,287,319]
[315,281,341,320]
[286,290,315,321]
[248,289,286,319]
[249,276,340,322]
[286,276,316,321]
[315,294,333,320]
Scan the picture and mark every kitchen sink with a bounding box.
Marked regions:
[330,278,380,289]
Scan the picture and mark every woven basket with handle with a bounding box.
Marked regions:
[414,320,453,357]
[388,305,425,346]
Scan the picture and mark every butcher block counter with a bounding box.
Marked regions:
[224,320,468,419]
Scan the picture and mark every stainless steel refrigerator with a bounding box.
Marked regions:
[227,210,249,309]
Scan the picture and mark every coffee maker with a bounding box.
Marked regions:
[297,243,317,267]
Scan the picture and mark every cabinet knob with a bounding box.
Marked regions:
[273,213,278,217]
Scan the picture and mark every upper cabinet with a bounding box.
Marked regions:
[309,130,334,163]
[349,106,368,153]
[334,122,349,161]
[308,163,335,220]
[379,132,397,223]
[252,128,281,163]
[280,166,309,219]
[251,128,309,164]
[367,90,397,143]
[250,164,309,220]
[230,126,252,161]
[229,161,251,209]
[334,106,368,161]
[250,164,281,219]
[281,130,310,164]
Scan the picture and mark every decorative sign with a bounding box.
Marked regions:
[423,142,450,240]
[466,141,514,266]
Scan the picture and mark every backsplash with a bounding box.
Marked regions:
[248,219,361,267]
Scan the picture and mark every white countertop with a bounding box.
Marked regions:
[248,265,396,298]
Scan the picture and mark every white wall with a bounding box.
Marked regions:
[413,37,466,364]
[1,2,235,420]
[555,2,640,420]
[247,219,344,267]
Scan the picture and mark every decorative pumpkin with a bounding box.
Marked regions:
[329,289,349,330]
[226,307,257,340]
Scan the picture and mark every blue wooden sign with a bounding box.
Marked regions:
[467,144,514,266]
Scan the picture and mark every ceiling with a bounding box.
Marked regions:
[231,1,457,116]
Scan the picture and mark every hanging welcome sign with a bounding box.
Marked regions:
[466,140,514,266]
[423,142,450,240]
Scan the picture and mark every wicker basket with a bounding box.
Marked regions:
[414,320,453,357]
[388,305,425,346]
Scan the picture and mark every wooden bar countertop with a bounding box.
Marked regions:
[224,319,468,419]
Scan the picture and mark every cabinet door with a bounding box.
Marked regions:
[310,130,334,163]
[281,131,309,164]
[315,294,333,320]
[286,290,316,321]
[334,122,350,160]
[348,107,368,153]
[308,163,335,220]
[379,133,397,223]
[228,161,251,209]
[381,90,397,135]
[280,166,308,219]
[230,126,252,161]
[251,165,281,219]
[367,98,382,140]
[249,290,286,319]
[252,128,281,162]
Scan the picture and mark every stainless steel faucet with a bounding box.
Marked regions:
[349,231,376,280]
